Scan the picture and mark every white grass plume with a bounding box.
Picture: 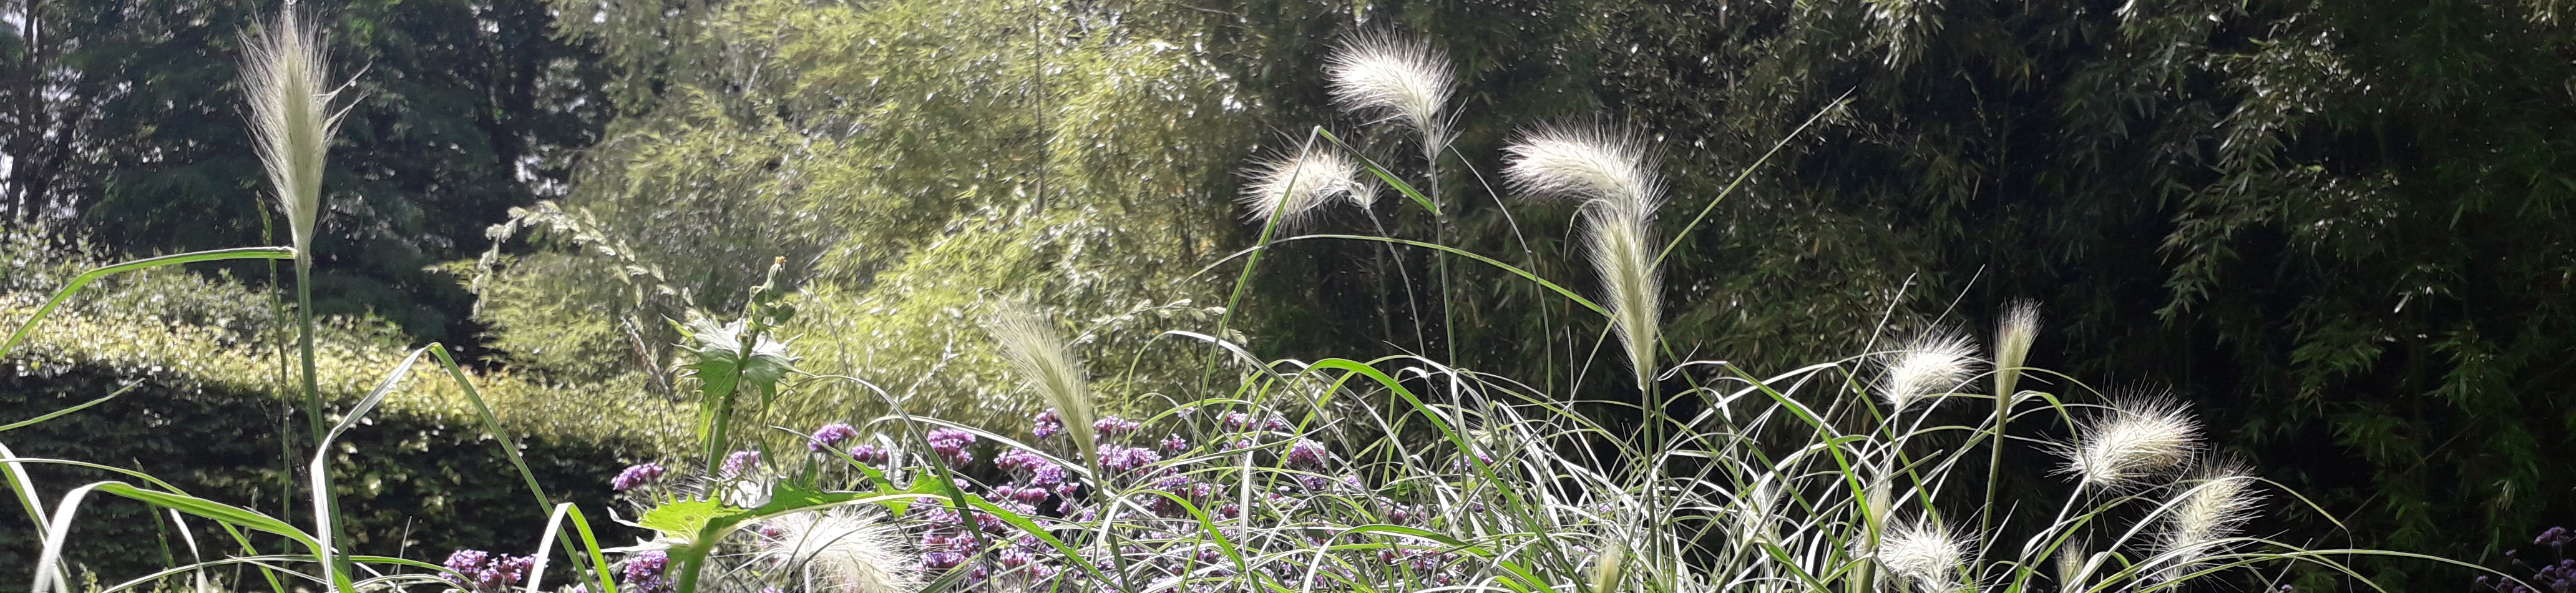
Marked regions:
[242,8,350,258]
[2053,542,2090,593]
[1880,518,1971,593]
[1993,300,2041,398]
[1587,538,1627,593]
[1504,124,1666,217]
[1325,32,1455,142]
[2057,395,2202,489]
[988,302,1097,465]
[1505,124,1667,391]
[1239,147,1368,229]
[757,510,917,593]
[2154,460,2260,583]
[1881,326,1980,409]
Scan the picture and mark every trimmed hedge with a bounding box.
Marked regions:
[0,303,692,586]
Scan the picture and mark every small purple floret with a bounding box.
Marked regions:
[611,463,666,491]
[720,449,761,478]
[809,422,861,452]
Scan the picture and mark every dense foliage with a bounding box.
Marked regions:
[0,231,673,582]
[1,0,608,345]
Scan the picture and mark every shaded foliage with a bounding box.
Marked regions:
[0,0,608,346]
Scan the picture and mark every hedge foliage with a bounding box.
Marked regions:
[0,232,690,585]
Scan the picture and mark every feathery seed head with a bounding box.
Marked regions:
[1586,204,1661,391]
[988,302,1097,466]
[2054,542,2090,593]
[1994,300,2042,398]
[2156,460,2260,582]
[2059,395,2203,489]
[1880,519,1972,593]
[1325,32,1455,142]
[1504,124,1666,217]
[1240,147,1369,228]
[242,9,348,258]
[1507,124,1669,390]
[1587,539,1627,593]
[757,511,917,593]
[1881,326,1981,409]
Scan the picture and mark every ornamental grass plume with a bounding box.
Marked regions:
[988,302,1097,467]
[241,8,349,258]
[1880,519,1972,593]
[1505,124,1666,391]
[1587,539,1627,593]
[2053,541,2094,593]
[756,510,918,593]
[2155,460,2261,582]
[1880,326,1980,409]
[1993,300,2043,399]
[1239,147,1369,229]
[2059,395,2203,489]
[1325,32,1455,144]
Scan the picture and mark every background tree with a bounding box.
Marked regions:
[0,0,607,346]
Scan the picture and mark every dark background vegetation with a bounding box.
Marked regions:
[5,0,2571,589]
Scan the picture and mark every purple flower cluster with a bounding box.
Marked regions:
[610,463,665,491]
[441,549,535,592]
[808,422,860,452]
[848,443,890,464]
[1032,409,1065,439]
[1093,416,1142,436]
[1287,438,1330,468]
[927,428,978,465]
[2484,527,2576,593]
[1100,445,1163,474]
[622,550,673,593]
[720,449,761,478]
[602,404,1455,593]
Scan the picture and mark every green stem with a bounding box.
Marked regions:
[293,260,351,587]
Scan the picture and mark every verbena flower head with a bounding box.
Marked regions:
[1881,326,1981,409]
[242,8,349,258]
[441,549,535,593]
[989,303,1098,468]
[1881,518,1972,593]
[847,444,889,465]
[622,550,673,593]
[757,510,918,593]
[2156,460,2260,582]
[1325,32,1455,142]
[2059,395,2203,489]
[611,463,665,491]
[926,427,977,465]
[809,422,860,453]
[1031,408,1065,439]
[720,449,761,478]
[1239,147,1368,228]
[1287,438,1330,469]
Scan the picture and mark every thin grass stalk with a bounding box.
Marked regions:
[1984,301,2041,534]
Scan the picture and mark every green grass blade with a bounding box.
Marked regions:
[0,246,296,360]
[426,343,610,588]
[0,385,134,433]
[305,347,424,592]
